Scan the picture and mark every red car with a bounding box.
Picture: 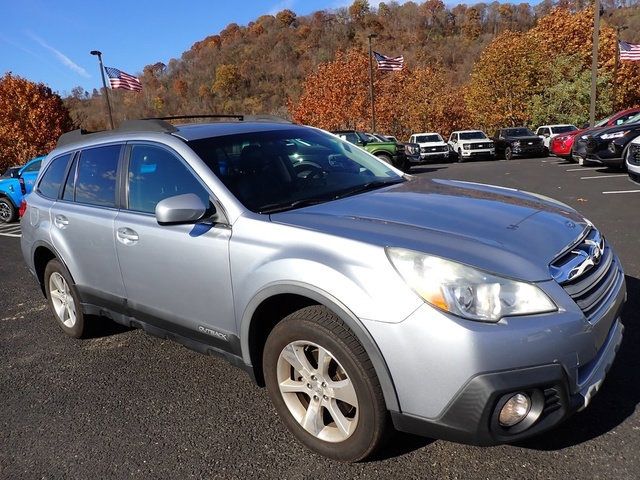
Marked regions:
[550,130,580,159]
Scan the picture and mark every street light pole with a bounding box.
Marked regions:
[367,33,378,133]
[589,0,601,127]
[90,50,114,129]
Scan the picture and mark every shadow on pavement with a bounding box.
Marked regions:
[367,432,435,461]
[409,165,450,174]
[520,274,640,451]
[85,314,132,338]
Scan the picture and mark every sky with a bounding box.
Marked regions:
[1,0,537,96]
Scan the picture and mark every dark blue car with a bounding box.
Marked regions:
[0,156,45,223]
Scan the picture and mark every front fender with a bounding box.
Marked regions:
[239,281,400,412]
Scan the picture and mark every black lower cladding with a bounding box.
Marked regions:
[391,364,580,446]
[77,285,252,377]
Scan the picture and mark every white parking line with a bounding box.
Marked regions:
[580,174,628,180]
[0,224,21,238]
[566,167,601,171]
[602,190,640,195]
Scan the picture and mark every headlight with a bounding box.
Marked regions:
[601,131,629,140]
[386,248,557,322]
[463,144,470,150]
[512,141,521,147]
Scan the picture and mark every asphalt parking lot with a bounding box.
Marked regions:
[1,157,639,479]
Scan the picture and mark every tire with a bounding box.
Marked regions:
[44,259,86,338]
[263,305,389,462]
[457,149,464,163]
[375,153,393,167]
[543,147,549,157]
[0,197,16,224]
[505,146,513,161]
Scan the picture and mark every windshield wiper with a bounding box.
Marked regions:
[259,197,332,214]
[332,179,405,200]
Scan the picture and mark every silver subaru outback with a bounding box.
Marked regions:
[21,118,625,461]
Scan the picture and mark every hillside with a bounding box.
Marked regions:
[66,0,640,136]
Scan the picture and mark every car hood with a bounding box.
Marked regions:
[417,141,447,147]
[594,121,640,138]
[271,177,588,281]
[505,135,541,142]
[457,138,491,144]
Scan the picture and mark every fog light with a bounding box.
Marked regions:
[499,393,531,427]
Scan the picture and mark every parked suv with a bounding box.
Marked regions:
[448,130,495,162]
[583,112,640,169]
[0,155,44,223]
[332,129,408,171]
[22,118,625,462]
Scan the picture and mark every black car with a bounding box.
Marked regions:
[585,113,640,168]
[493,128,546,160]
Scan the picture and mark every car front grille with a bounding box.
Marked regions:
[550,228,621,320]
[421,146,448,153]
[628,144,640,166]
[470,143,492,150]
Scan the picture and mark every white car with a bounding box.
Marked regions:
[536,124,578,149]
[448,130,495,162]
[626,135,640,184]
[408,132,450,163]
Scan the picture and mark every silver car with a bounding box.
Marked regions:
[21,119,626,461]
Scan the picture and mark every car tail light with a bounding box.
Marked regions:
[19,177,26,194]
[19,199,27,218]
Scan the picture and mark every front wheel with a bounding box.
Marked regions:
[263,306,389,462]
[0,198,16,223]
[457,149,464,163]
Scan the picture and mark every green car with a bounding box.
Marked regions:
[332,130,409,171]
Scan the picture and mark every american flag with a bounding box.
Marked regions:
[104,66,143,92]
[619,41,640,61]
[373,51,404,71]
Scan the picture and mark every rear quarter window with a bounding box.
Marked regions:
[37,155,72,199]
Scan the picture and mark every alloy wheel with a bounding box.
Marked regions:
[49,272,77,328]
[276,340,359,442]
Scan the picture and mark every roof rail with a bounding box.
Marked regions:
[146,114,292,124]
[56,119,178,148]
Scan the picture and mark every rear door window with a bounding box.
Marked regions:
[75,145,121,208]
[37,155,72,199]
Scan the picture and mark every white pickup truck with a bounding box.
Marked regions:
[448,130,496,162]
[408,132,450,163]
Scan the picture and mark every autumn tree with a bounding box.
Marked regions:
[276,9,297,27]
[0,73,73,169]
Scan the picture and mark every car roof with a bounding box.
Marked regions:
[413,132,441,136]
[173,122,302,141]
[453,130,485,133]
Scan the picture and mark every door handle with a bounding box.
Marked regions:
[54,215,69,229]
[117,227,139,245]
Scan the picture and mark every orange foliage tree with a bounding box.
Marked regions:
[0,73,73,169]
[289,49,467,139]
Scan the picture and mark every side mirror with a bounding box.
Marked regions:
[155,193,209,225]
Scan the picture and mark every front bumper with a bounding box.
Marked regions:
[366,255,626,445]
[415,151,450,163]
[511,145,545,157]
[461,148,495,158]
[392,318,623,445]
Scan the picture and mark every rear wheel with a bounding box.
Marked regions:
[263,306,389,462]
[505,146,513,160]
[0,198,16,223]
[44,259,86,338]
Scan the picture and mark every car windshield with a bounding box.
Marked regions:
[459,132,487,140]
[552,125,577,134]
[595,115,612,127]
[415,134,441,143]
[623,113,640,124]
[188,128,404,213]
[504,128,535,137]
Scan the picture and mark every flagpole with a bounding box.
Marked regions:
[368,33,378,133]
[589,1,601,127]
[90,50,115,130]
[613,25,628,111]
